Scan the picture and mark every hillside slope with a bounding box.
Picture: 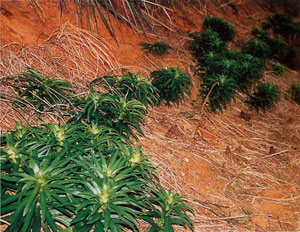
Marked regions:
[1,0,300,231]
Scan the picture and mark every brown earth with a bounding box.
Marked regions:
[1,0,300,231]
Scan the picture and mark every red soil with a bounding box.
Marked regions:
[1,1,299,231]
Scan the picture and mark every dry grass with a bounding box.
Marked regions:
[1,1,300,231]
[138,65,300,231]
[0,23,122,130]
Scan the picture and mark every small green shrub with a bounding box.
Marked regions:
[143,186,194,231]
[290,83,300,104]
[207,58,239,78]
[222,48,244,60]
[10,67,76,114]
[71,88,146,139]
[262,13,298,40]
[93,72,159,108]
[283,46,299,69]
[1,122,194,232]
[200,73,236,113]
[197,50,223,68]
[235,54,265,92]
[203,16,235,42]
[272,62,285,75]
[198,51,264,93]
[246,83,281,112]
[251,27,270,40]
[242,38,271,59]
[151,66,192,107]
[218,51,265,91]
[266,37,287,60]
[139,41,172,56]
[190,29,226,61]
[251,28,287,60]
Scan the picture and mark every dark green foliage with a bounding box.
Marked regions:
[151,66,192,107]
[242,38,271,59]
[207,59,239,78]
[8,67,76,114]
[232,54,265,92]
[251,28,288,60]
[283,46,299,69]
[200,73,236,113]
[219,50,265,91]
[222,48,244,60]
[203,16,235,42]
[190,29,226,61]
[139,41,172,56]
[266,37,288,60]
[195,51,223,76]
[246,83,281,112]
[262,13,298,40]
[290,83,300,104]
[71,88,146,139]
[198,51,264,93]
[93,72,159,108]
[143,187,194,232]
[197,50,223,69]
[272,62,285,75]
[251,27,270,40]
[261,14,299,69]
[1,122,194,232]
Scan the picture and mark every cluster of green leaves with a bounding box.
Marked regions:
[1,67,195,231]
[197,50,264,93]
[262,13,299,40]
[139,41,172,56]
[284,46,299,69]
[290,83,300,105]
[242,38,271,59]
[191,18,266,113]
[70,88,146,139]
[151,66,192,107]
[272,62,285,75]
[93,72,159,108]
[2,67,76,115]
[200,73,236,113]
[191,16,287,113]
[190,29,226,60]
[202,16,235,42]
[251,28,288,61]
[246,83,281,112]
[261,13,300,69]
[1,122,194,232]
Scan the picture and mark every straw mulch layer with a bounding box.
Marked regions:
[0,23,121,129]
[0,1,300,231]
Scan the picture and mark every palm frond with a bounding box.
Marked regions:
[30,0,167,42]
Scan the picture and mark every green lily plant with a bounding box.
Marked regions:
[151,66,192,107]
[143,186,194,232]
[290,83,300,105]
[272,62,285,76]
[190,29,226,61]
[242,38,271,59]
[200,73,236,113]
[71,88,146,139]
[246,83,281,112]
[11,67,76,115]
[93,72,159,108]
[139,41,172,56]
[202,16,235,42]
[1,122,194,232]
